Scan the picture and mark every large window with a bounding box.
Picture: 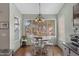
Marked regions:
[24,19,56,37]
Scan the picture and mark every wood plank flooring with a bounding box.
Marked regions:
[15,45,63,56]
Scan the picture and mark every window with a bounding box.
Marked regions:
[24,19,56,37]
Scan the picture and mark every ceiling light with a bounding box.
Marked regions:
[35,3,44,23]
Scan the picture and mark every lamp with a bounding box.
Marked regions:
[35,3,44,23]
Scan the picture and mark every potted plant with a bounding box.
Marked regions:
[22,36,26,40]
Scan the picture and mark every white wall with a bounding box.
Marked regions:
[23,14,57,35]
[22,14,58,45]
[58,3,74,43]
[9,3,22,51]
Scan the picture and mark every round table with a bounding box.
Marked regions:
[32,37,48,56]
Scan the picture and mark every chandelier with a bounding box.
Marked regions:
[35,3,44,23]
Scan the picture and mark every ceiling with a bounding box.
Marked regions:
[15,3,64,14]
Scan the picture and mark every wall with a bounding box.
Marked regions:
[57,3,75,43]
[0,3,9,49]
[23,14,58,45]
[23,14,57,19]
[9,3,22,51]
[23,14,57,36]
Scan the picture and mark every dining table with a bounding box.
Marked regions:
[32,36,48,56]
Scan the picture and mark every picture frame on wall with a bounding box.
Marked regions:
[0,21,9,29]
[73,3,79,26]
[14,16,19,32]
[14,16,19,25]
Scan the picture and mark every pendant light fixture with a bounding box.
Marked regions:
[35,3,44,23]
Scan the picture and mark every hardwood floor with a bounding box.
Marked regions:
[15,45,63,56]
